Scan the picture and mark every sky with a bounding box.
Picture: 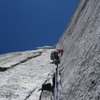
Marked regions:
[0,0,80,54]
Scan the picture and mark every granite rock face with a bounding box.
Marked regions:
[1,0,100,100]
[0,48,55,100]
[57,0,100,100]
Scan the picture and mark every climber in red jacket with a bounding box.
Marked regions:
[50,49,64,65]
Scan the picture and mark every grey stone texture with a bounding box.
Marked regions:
[0,49,55,100]
[57,0,100,100]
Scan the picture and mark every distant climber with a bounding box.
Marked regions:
[50,49,64,65]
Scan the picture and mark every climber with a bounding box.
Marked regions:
[50,49,64,65]
[50,50,60,65]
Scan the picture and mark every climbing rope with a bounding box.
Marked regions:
[54,67,57,100]
[54,64,60,100]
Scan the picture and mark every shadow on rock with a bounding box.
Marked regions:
[0,67,9,72]
[39,83,54,100]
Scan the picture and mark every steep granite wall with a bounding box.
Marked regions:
[57,0,100,100]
